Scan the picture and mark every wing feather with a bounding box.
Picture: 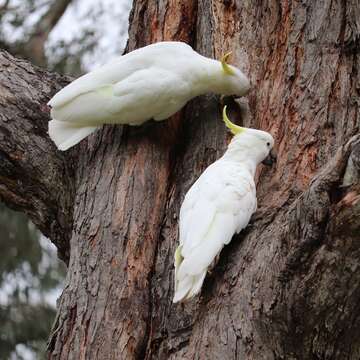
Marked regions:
[177,162,256,277]
[50,67,189,127]
[178,212,236,279]
[48,41,195,109]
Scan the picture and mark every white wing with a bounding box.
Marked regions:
[181,163,255,252]
[173,161,256,302]
[48,41,195,109]
[47,41,200,150]
[50,67,191,127]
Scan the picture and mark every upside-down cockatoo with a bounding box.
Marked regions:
[173,106,276,303]
[48,41,250,150]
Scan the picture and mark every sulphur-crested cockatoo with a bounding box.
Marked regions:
[173,106,276,303]
[48,41,250,151]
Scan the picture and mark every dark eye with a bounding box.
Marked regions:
[266,142,270,147]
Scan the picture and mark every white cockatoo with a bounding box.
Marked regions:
[173,106,276,303]
[48,41,250,150]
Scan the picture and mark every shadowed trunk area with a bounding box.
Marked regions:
[0,0,359,359]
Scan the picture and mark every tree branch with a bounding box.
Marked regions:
[32,0,73,39]
[25,0,74,66]
[0,50,74,262]
[0,0,10,15]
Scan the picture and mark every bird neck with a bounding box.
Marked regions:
[221,151,257,176]
[221,137,260,176]
[191,58,234,96]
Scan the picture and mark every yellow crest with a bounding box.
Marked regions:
[222,106,245,135]
[221,51,235,75]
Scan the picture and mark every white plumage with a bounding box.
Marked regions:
[173,107,275,303]
[48,41,250,150]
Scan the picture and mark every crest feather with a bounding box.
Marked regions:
[221,51,235,75]
[222,106,245,135]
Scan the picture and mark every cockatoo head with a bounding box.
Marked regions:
[220,52,250,96]
[222,106,276,165]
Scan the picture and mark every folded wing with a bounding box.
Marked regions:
[173,163,256,302]
[49,68,189,150]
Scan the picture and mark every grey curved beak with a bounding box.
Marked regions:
[262,149,277,166]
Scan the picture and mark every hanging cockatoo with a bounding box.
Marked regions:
[48,41,250,150]
[173,106,276,303]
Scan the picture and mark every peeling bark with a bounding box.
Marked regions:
[0,0,359,359]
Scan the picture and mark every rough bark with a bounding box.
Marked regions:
[0,0,359,359]
[0,51,73,261]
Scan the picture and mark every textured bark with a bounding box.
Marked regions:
[0,51,73,261]
[0,0,359,359]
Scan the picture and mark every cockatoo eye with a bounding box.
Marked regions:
[266,142,270,147]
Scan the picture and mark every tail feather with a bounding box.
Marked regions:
[186,271,206,299]
[173,270,207,303]
[173,245,207,303]
[173,275,193,303]
[48,119,99,151]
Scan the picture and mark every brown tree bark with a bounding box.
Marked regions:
[0,51,73,261]
[0,0,359,359]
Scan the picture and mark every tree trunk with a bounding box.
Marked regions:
[0,0,359,359]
